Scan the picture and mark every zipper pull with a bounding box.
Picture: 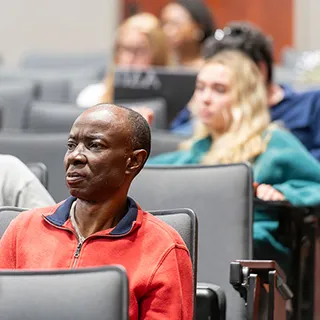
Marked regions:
[74,242,82,258]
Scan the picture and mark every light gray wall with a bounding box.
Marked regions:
[0,0,120,66]
[295,0,320,50]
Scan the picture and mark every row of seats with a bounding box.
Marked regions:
[0,81,168,132]
[0,130,184,201]
[0,163,306,319]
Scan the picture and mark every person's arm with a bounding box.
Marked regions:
[256,129,320,206]
[0,155,55,208]
[17,178,55,209]
[139,245,193,320]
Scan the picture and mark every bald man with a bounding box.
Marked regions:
[0,104,193,320]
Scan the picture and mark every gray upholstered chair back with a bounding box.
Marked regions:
[0,266,128,320]
[150,131,185,157]
[119,98,167,130]
[150,208,197,273]
[27,162,49,189]
[0,81,34,131]
[149,208,197,317]
[0,207,25,238]
[20,52,107,72]
[0,133,69,201]
[129,163,253,319]
[24,102,83,133]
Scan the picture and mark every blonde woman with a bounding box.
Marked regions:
[77,13,171,107]
[149,50,320,274]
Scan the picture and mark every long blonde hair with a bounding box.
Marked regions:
[101,13,171,103]
[184,50,272,164]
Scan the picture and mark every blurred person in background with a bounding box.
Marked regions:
[172,22,320,161]
[77,12,171,108]
[0,155,55,208]
[148,50,320,275]
[161,0,215,69]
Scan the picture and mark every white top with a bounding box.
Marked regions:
[0,155,55,208]
[76,83,106,108]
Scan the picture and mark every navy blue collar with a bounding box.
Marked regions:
[45,196,139,236]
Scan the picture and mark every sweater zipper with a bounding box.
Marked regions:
[71,241,83,269]
[70,223,136,269]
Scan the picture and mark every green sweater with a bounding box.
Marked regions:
[148,128,320,272]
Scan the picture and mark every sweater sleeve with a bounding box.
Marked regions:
[255,129,320,206]
[139,245,194,320]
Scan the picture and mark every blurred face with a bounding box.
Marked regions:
[161,3,199,50]
[193,63,234,132]
[64,108,132,202]
[116,29,153,68]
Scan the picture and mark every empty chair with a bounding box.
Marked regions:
[25,98,167,133]
[24,102,84,133]
[0,68,69,103]
[0,132,69,201]
[0,81,34,131]
[129,163,253,319]
[0,266,128,320]
[20,52,107,80]
[0,68,99,103]
[27,162,48,189]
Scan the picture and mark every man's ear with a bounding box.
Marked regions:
[125,149,148,175]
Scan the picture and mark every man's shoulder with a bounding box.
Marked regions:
[7,204,60,229]
[141,210,188,249]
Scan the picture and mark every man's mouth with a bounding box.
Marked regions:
[66,172,86,184]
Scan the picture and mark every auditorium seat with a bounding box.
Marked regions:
[0,132,68,201]
[20,52,107,81]
[150,130,186,157]
[0,81,34,132]
[129,163,253,319]
[24,102,83,133]
[0,266,128,320]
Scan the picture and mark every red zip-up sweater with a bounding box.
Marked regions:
[0,196,193,319]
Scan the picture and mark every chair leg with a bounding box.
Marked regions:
[269,271,287,320]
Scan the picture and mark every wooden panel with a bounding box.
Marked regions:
[122,0,293,61]
[122,0,170,18]
[204,0,293,62]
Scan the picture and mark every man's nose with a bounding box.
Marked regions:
[68,144,87,165]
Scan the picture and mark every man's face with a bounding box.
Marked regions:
[64,108,132,202]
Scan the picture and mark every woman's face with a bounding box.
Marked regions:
[116,29,153,68]
[193,63,235,132]
[161,3,199,51]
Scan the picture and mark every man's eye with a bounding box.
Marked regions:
[67,142,76,150]
[90,142,102,149]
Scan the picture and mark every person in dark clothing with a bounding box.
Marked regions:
[171,22,320,161]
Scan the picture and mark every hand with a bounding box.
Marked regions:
[256,184,285,202]
[131,107,154,125]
